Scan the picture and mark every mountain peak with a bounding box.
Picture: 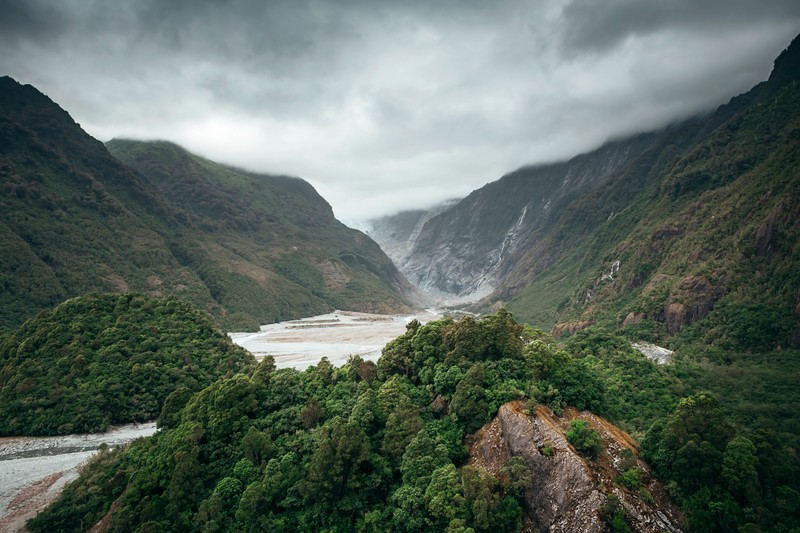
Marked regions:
[768,32,800,88]
[0,75,65,116]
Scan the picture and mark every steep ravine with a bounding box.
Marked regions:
[390,134,659,302]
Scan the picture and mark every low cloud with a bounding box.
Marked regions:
[2,0,798,220]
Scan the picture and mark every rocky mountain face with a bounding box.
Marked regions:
[366,198,459,267]
[0,77,410,331]
[395,34,800,348]
[398,135,659,302]
[468,402,682,532]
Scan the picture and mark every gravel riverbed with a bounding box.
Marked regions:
[229,309,440,369]
[0,423,157,532]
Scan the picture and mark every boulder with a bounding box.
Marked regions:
[664,275,721,334]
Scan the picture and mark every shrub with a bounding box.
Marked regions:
[566,419,602,458]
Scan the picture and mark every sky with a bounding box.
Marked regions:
[2,1,799,222]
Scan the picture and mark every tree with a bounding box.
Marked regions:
[382,397,424,462]
[400,429,451,488]
[425,464,465,529]
[662,392,733,451]
[235,481,269,532]
[500,456,532,499]
[349,389,382,436]
[722,436,759,505]
[566,419,602,459]
[549,359,607,412]
[301,399,323,429]
[461,466,505,531]
[158,385,193,429]
[240,426,272,466]
[194,476,243,531]
[390,485,428,532]
[251,355,275,385]
[450,363,489,433]
[305,417,371,504]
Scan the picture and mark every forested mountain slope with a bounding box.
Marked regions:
[28,312,684,532]
[398,35,800,354]
[106,139,412,325]
[31,310,800,531]
[0,76,409,331]
[504,35,800,350]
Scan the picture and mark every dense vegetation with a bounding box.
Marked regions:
[0,293,255,435]
[26,311,650,532]
[565,328,800,531]
[24,301,800,532]
[0,76,409,333]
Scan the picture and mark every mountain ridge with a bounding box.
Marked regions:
[0,77,411,331]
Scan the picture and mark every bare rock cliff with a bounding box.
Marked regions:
[467,401,683,532]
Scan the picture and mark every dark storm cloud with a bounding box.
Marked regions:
[560,0,800,53]
[0,0,69,44]
[1,0,798,219]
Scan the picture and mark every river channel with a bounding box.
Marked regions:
[0,422,157,531]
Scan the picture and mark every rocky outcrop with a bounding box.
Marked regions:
[622,312,644,327]
[664,275,721,334]
[468,401,683,533]
[550,321,592,339]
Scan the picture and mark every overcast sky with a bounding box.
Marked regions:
[2,0,799,221]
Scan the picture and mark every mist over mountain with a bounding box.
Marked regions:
[0,77,410,332]
[388,33,800,352]
[3,25,800,533]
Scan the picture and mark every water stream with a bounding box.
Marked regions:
[0,422,157,531]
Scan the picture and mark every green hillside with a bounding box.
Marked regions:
[0,77,410,332]
[23,312,672,532]
[0,293,255,436]
[505,37,800,356]
[106,139,412,326]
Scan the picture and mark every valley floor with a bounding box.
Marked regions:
[229,309,441,369]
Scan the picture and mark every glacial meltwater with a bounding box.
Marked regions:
[0,422,157,532]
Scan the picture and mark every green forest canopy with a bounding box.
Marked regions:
[0,293,255,436]
[28,310,800,532]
